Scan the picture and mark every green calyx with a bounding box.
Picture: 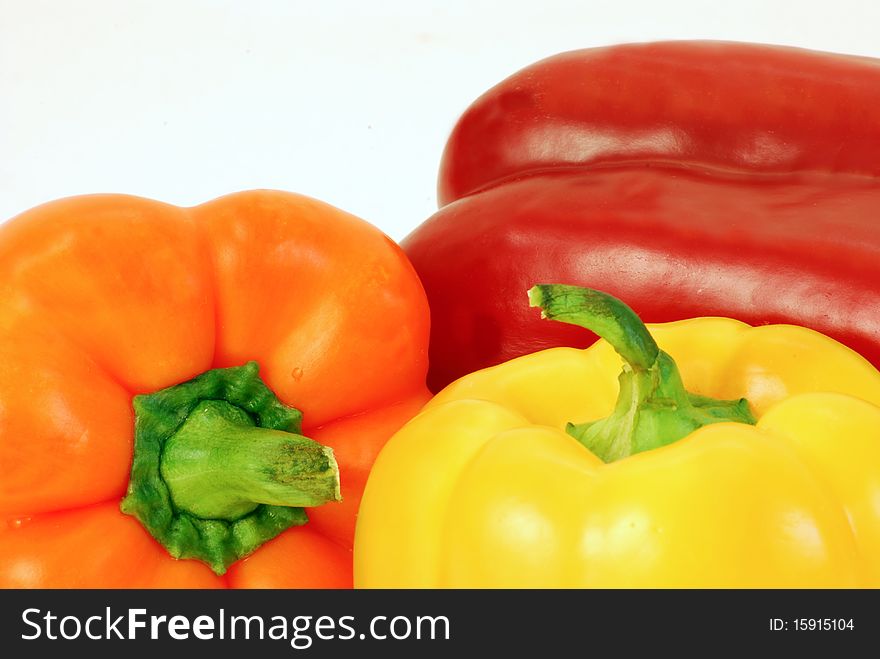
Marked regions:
[528,285,756,463]
[120,362,340,575]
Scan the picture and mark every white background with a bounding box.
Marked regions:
[2,0,880,239]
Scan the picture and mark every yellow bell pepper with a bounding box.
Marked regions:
[354,285,880,588]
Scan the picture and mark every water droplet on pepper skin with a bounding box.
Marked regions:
[7,516,31,530]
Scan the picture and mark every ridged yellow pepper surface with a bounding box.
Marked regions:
[354,285,880,588]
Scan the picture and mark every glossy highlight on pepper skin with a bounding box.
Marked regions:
[0,190,431,588]
[406,41,880,391]
[354,313,880,588]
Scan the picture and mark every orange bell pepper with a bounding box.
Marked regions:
[0,190,430,588]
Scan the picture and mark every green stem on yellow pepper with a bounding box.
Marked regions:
[528,284,756,463]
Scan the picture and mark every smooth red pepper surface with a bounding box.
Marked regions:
[404,41,880,391]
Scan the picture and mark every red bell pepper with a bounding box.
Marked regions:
[404,41,880,391]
